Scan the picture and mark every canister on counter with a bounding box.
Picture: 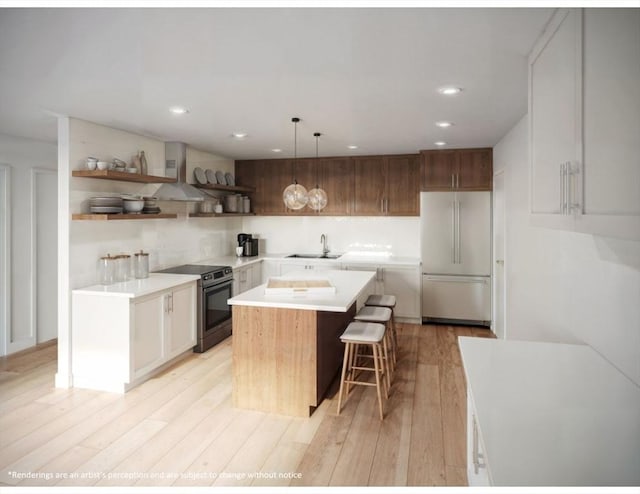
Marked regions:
[97,254,117,285]
[134,250,150,279]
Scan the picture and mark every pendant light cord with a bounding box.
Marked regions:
[292,117,299,185]
[314,132,321,188]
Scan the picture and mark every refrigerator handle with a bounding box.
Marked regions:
[451,201,456,264]
[560,163,565,214]
[457,200,461,264]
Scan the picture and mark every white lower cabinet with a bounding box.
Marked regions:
[278,260,341,275]
[72,279,197,392]
[233,261,262,295]
[466,390,491,486]
[343,264,421,322]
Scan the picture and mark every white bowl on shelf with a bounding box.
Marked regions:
[96,161,110,170]
[123,199,144,213]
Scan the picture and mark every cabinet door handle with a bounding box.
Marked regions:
[564,161,571,214]
[456,201,461,264]
[451,174,455,188]
[456,173,460,189]
[170,294,174,313]
[451,202,456,264]
[472,415,485,474]
[560,163,565,214]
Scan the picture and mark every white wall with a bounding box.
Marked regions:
[240,215,420,258]
[0,133,57,355]
[494,115,640,386]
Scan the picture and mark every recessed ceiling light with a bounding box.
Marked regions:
[434,141,447,146]
[169,106,189,115]
[347,145,358,150]
[231,132,248,139]
[438,86,463,95]
[271,148,282,153]
[435,121,454,128]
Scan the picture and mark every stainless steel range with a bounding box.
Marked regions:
[155,264,233,352]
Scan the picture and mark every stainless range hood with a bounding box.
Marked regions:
[154,142,204,202]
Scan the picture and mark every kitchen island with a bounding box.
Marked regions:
[228,269,376,417]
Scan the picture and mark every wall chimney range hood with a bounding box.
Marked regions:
[154,142,204,202]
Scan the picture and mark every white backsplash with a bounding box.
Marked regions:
[240,215,421,258]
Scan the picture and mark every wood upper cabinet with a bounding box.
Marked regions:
[235,160,263,213]
[236,153,418,216]
[353,154,419,216]
[318,157,353,215]
[386,154,420,215]
[421,148,492,191]
[353,156,387,215]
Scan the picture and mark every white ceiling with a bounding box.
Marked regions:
[0,7,553,160]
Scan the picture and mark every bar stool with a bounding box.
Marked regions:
[354,305,395,379]
[336,321,388,420]
[365,294,398,365]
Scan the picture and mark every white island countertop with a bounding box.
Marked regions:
[72,273,201,298]
[228,269,376,312]
[459,337,640,486]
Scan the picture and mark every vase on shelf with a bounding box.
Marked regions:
[139,151,148,175]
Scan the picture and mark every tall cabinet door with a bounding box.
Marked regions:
[353,156,386,215]
[260,159,293,214]
[529,9,582,217]
[420,191,456,274]
[319,157,353,215]
[386,154,419,215]
[456,192,491,276]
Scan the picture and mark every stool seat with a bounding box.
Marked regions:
[354,306,392,323]
[340,321,385,343]
[365,294,396,308]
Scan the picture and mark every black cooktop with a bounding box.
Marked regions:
[155,264,229,276]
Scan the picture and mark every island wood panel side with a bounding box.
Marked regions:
[232,305,318,417]
[316,303,356,404]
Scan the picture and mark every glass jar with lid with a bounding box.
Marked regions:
[114,254,131,282]
[97,254,117,285]
[134,250,149,279]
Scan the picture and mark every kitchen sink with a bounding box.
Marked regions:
[286,254,342,260]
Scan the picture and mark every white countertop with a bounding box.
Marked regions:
[459,337,640,486]
[228,269,376,312]
[72,273,200,298]
[195,252,421,268]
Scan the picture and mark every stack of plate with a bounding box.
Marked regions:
[142,196,161,214]
[90,196,123,214]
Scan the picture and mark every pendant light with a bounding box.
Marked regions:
[307,132,328,211]
[282,117,309,210]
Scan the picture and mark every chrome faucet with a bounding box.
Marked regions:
[320,234,329,256]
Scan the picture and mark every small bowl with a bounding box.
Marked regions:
[86,160,97,170]
[123,199,144,213]
[96,161,110,170]
[126,167,138,174]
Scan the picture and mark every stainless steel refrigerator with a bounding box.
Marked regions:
[420,191,491,325]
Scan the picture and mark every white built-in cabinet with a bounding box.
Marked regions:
[342,264,421,322]
[72,278,197,392]
[278,259,342,275]
[529,8,640,239]
[233,262,263,295]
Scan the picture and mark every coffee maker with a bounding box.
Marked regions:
[237,233,259,257]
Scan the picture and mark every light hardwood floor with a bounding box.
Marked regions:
[0,324,493,488]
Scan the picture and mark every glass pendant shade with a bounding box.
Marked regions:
[308,186,328,211]
[283,181,309,210]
